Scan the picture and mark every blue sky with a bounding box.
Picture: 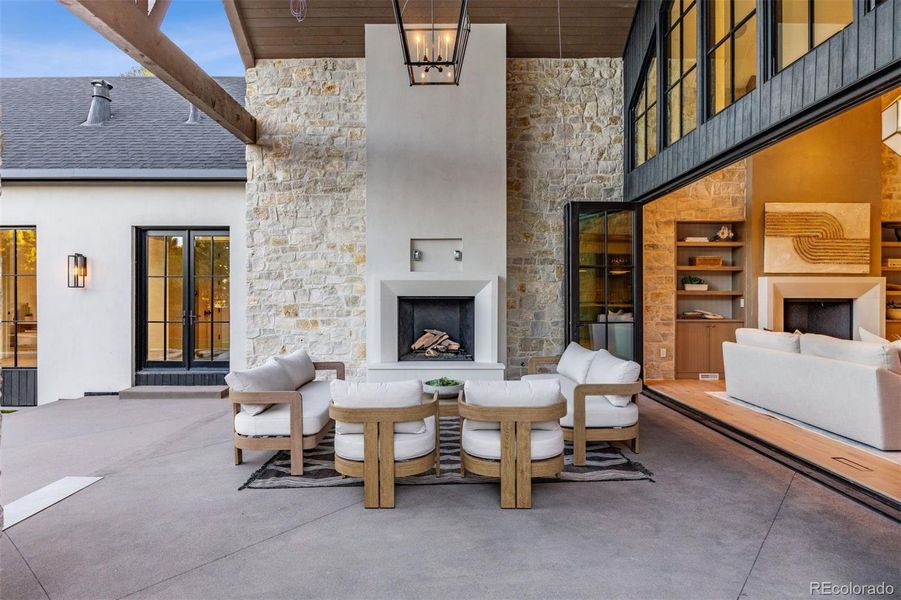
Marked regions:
[0,0,244,77]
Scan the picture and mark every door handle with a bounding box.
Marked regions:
[189,311,197,325]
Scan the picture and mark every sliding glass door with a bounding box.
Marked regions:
[138,229,230,372]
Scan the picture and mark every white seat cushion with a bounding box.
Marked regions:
[334,416,436,461]
[330,379,426,434]
[463,379,561,431]
[233,380,332,437]
[735,328,801,353]
[226,358,294,416]
[461,419,563,460]
[556,342,596,383]
[801,333,901,375]
[586,350,641,407]
[522,373,639,429]
[272,348,316,389]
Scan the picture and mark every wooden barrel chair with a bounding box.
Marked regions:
[329,381,440,508]
[458,380,567,509]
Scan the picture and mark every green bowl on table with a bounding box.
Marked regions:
[423,377,464,399]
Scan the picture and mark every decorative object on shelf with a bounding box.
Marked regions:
[681,276,708,291]
[764,203,870,274]
[689,255,724,267]
[423,377,464,398]
[882,95,901,155]
[888,283,901,291]
[886,258,901,268]
[683,236,709,242]
[392,0,471,86]
[887,302,901,321]
[289,0,308,22]
[68,253,87,288]
[680,309,725,320]
[710,225,735,241]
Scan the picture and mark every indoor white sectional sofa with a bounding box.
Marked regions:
[723,329,901,451]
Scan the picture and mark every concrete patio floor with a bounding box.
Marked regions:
[1,394,897,600]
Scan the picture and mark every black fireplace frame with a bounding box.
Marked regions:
[783,298,854,340]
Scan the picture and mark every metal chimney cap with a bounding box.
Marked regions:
[90,79,113,99]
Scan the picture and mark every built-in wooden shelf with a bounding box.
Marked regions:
[677,319,745,323]
[881,267,901,272]
[881,242,901,248]
[676,265,743,271]
[887,320,901,324]
[677,290,743,296]
[676,241,744,248]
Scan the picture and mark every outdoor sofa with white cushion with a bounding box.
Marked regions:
[459,379,567,508]
[522,342,643,464]
[227,349,345,475]
[329,380,439,508]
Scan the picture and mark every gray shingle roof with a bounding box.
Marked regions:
[0,77,246,178]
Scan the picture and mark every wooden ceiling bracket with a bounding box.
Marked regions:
[60,0,257,144]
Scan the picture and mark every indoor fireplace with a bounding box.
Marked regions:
[783,298,853,340]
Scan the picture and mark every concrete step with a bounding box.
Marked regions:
[118,385,228,400]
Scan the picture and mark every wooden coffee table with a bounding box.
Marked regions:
[422,390,463,417]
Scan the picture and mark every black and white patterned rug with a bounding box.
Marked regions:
[240,418,653,490]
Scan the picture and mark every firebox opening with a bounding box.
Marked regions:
[398,296,475,361]
[783,299,853,340]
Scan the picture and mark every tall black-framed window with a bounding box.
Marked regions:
[772,0,853,73]
[664,0,698,145]
[865,0,889,11]
[137,228,230,372]
[0,227,37,368]
[707,0,757,117]
[631,47,658,168]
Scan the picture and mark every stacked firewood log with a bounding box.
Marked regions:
[410,329,462,358]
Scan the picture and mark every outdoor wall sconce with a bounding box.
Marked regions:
[882,97,901,155]
[68,253,87,288]
[392,0,471,86]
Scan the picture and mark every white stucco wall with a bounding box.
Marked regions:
[365,24,508,364]
[0,181,247,404]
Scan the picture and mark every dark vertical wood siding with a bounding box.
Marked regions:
[1,368,37,407]
[134,371,227,386]
[623,0,901,203]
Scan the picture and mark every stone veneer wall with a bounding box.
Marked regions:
[882,145,901,221]
[642,162,748,380]
[506,58,624,378]
[245,58,624,380]
[245,59,368,378]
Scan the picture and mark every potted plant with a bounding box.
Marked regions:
[681,276,709,292]
[423,376,464,398]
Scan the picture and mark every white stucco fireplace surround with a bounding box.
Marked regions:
[757,276,886,338]
[366,276,505,382]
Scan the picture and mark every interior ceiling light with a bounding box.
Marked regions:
[883,96,901,155]
[392,0,471,86]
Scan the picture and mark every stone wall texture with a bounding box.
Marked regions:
[245,58,624,380]
[506,58,624,378]
[642,161,747,380]
[245,59,368,378]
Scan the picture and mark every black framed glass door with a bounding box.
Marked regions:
[564,202,642,363]
[138,229,230,371]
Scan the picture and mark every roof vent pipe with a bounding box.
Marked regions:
[83,79,113,126]
[185,104,204,124]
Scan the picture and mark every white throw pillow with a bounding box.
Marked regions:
[272,348,316,389]
[735,328,801,353]
[858,327,887,344]
[800,333,901,375]
[225,358,295,416]
[463,379,561,431]
[330,379,426,435]
[556,342,597,384]
[585,350,641,407]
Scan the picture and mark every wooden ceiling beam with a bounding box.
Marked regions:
[60,0,256,144]
[223,0,256,69]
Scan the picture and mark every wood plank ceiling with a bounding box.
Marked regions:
[233,0,638,60]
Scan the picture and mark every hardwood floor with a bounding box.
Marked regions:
[644,379,901,520]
